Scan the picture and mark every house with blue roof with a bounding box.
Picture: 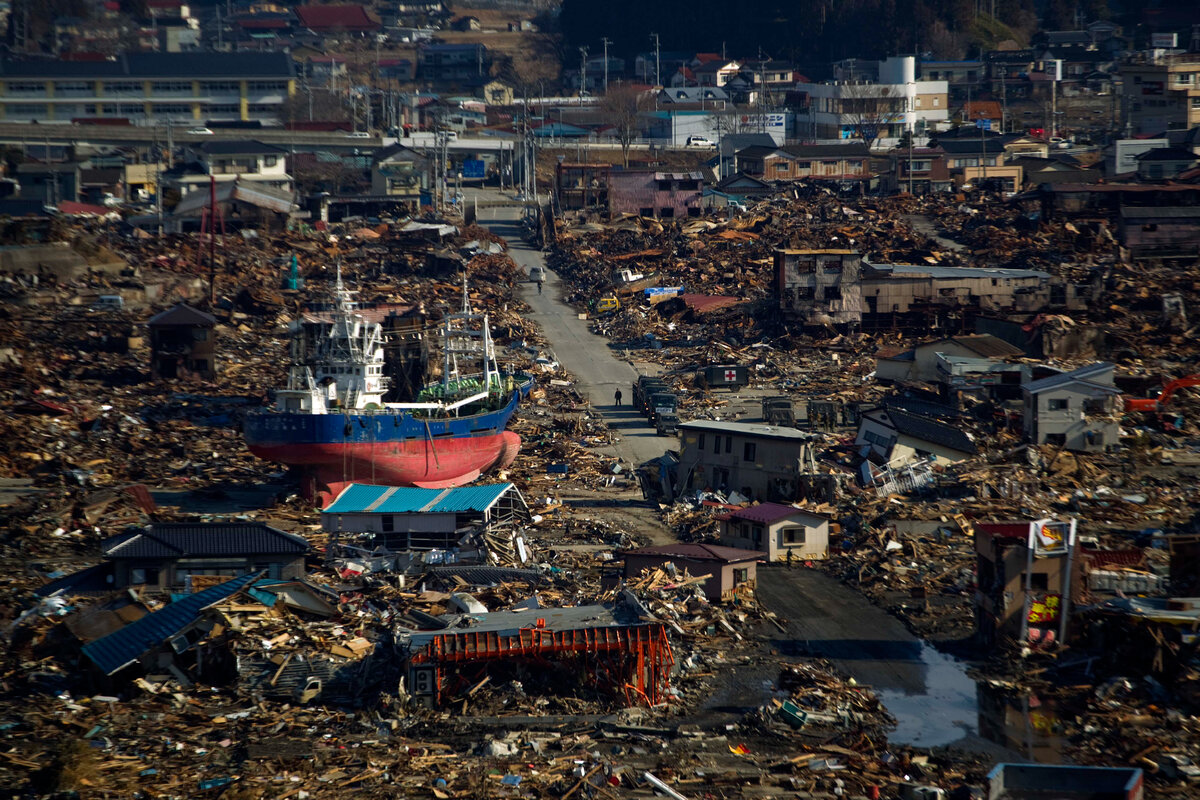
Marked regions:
[321,482,528,550]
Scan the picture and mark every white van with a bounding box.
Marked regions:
[528,266,546,283]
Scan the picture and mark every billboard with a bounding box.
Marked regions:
[1151,32,1178,49]
[462,159,486,179]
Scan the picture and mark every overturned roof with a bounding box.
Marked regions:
[172,179,296,216]
[82,572,260,675]
[867,408,978,455]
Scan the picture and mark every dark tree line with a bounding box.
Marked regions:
[560,0,1115,73]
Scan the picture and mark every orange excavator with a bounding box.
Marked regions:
[1124,374,1200,413]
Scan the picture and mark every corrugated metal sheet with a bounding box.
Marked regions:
[81,573,260,675]
[323,483,514,514]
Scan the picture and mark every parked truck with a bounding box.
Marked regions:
[762,395,796,426]
[697,364,750,392]
[646,391,679,425]
[633,376,670,415]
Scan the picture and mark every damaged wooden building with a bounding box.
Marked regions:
[775,248,1097,333]
[321,482,530,552]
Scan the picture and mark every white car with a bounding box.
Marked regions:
[186,127,214,135]
[686,135,716,149]
[534,356,559,372]
[342,131,372,138]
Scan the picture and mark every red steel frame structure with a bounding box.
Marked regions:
[409,622,674,707]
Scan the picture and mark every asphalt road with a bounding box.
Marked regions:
[480,204,674,470]
[756,566,989,751]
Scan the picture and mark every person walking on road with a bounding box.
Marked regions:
[786,549,794,570]
[614,389,622,406]
[537,280,543,294]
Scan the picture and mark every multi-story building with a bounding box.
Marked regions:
[0,52,296,124]
[171,140,293,196]
[1120,52,1200,135]
[793,56,948,146]
[418,43,490,85]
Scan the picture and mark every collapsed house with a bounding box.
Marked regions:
[397,595,673,708]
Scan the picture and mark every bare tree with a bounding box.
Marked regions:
[600,83,651,167]
[839,84,902,150]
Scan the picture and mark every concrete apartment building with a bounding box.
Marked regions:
[776,249,1086,332]
[0,52,296,124]
[675,420,822,503]
[775,249,864,330]
[794,56,949,146]
[1120,53,1200,136]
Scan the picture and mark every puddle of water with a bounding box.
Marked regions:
[976,683,1066,763]
[874,642,979,748]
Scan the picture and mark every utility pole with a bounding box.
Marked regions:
[651,33,661,87]
[579,45,588,103]
[601,37,611,93]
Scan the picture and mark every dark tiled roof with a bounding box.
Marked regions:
[730,502,829,524]
[735,145,779,159]
[102,523,310,560]
[621,542,765,562]
[0,52,295,79]
[878,408,978,454]
[198,140,288,156]
[294,4,379,31]
[947,334,1024,358]
[1025,362,1116,394]
[1136,147,1199,163]
[146,302,216,328]
[82,572,259,675]
[780,142,870,158]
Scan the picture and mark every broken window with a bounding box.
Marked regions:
[1045,433,1067,446]
[783,528,805,545]
[659,207,675,218]
[733,568,749,584]
[130,567,159,585]
[697,433,706,450]
[824,286,842,300]
[725,436,732,454]
[1048,398,1069,411]
[1030,572,1049,592]
[743,442,757,462]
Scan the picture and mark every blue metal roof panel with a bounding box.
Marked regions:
[324,483,514,514]
[429,483,512,513]
[81,573,259,676]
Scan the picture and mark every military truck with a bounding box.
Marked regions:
[697,364,750,391]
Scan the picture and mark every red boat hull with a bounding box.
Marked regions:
[251,431,522,504]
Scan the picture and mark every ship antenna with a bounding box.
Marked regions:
[334,260,354,312]
[460,271,470,314]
